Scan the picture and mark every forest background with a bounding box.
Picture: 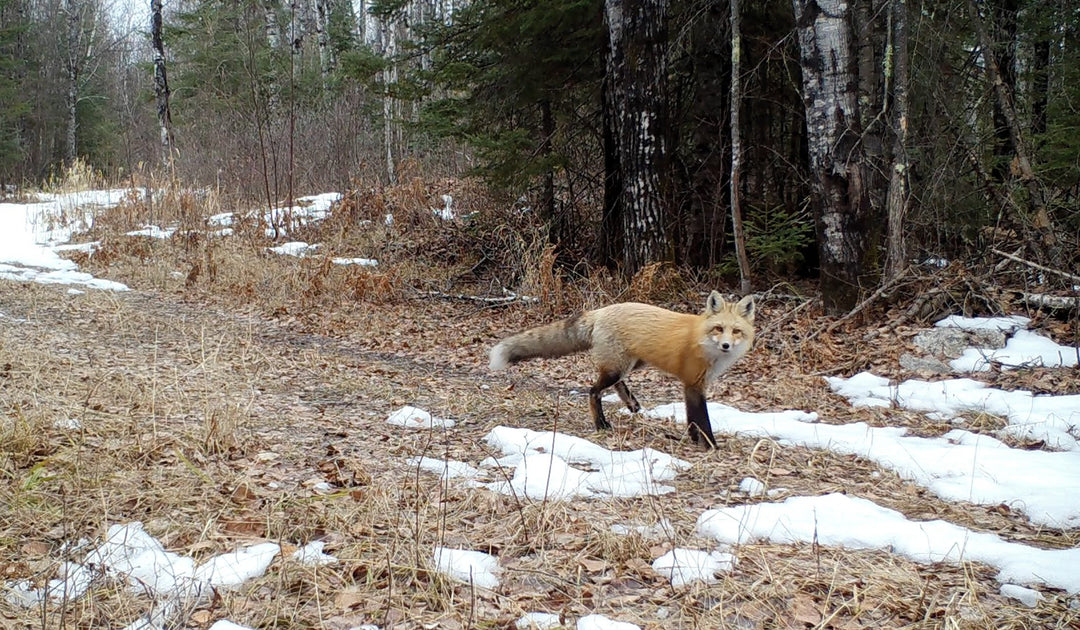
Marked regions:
[0,0,1078,308]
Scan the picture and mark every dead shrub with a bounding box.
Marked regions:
[626,261,689,304]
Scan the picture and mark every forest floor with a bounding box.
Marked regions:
[1,185,1078,629]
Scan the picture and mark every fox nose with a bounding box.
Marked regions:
[720,342,731,351]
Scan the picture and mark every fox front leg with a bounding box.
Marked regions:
[684,386,716,448]
[613,381,641,413]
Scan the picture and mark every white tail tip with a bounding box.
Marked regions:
[489,343,509,371]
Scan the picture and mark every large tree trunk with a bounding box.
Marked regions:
[151,0,172,168]
[729,0,751,294]
[884,0,910,282]
[791,0,875,313]
[603,0,671,277]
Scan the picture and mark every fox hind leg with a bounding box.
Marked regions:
[613,381,641,413]
[589,369,622,431]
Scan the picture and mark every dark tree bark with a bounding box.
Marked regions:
[968,0,1053,238]
[791,0,875,313]
[603,0,671,276]
[987,0,1019,184]
[315,0,332,89]
[884,0,910,282]
[1031,36,1050,138]
[61,0,83,165]
[599,75,624,267]
[151,0,173,168]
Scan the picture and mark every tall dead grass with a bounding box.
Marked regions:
[3,178,1078,629]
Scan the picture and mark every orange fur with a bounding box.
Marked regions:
[490,291,755,447]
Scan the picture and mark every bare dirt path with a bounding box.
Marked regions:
[2,281,1076,629]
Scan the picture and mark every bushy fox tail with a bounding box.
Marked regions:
[489,313,593,371]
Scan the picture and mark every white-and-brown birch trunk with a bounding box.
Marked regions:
[381,15,399,183]
[792,0,873,313]
[151,0,173,168]
[62,0,81,165]
[604,0,671,276]
[730,0,751,294]
[315,0,332,88]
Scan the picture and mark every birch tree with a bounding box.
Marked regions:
[603,0,671,276]
[729,0,750,293]
[60,0,94,164]
[151,0,172,168]
[791,0,874,313]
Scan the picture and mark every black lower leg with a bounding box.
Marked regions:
[589,370,622,431]
[613,381,641,413]
[684,386,715,448]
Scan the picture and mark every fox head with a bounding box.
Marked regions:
[701,291,755,356]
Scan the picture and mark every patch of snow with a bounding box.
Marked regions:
[408,456,484,481]
[935,315,1031,333]
[697,493,1080,594]
[208,622,256,630]
[1000,584,1044,608]
[332,257,378,267]
[827,371,1080,452]
[126,225,176,239]
[433,547,500,589]
[647,399,1080,527]
[577,615,640,630]
[516,612,562,629]
[950,329,1079,372]
[268,241,320,257]
[739,477,766,496]
[652,548,736,587]
[291,541,338,567]
[480,427,689,500]
[385,405,455,429]
[53,417,82,430]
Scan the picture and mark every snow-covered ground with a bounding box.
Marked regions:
[3,191,1079,629]
[0,189,134,290]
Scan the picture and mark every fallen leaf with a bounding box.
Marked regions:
[578,558,608,573]
[21,541,50,556]
[791,594,822,625]
[190,610,212,625]
[230,482,258,504]
[335,587,367,610]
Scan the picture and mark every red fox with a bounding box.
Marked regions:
[489,292,755,448]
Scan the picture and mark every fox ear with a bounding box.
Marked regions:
[735,295,755,322]
[705,291,726,315]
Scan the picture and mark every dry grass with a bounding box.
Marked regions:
[1,179,1078,629]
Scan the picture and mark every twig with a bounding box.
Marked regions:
[807,266,912,342]
[992,248,1080,284]
[1019,292,1079,311]
[419,290,539,305]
